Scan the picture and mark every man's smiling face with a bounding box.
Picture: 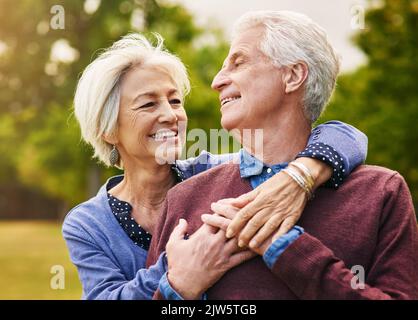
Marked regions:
[211,26,285,133]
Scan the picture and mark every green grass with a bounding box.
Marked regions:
[0,221,82,299]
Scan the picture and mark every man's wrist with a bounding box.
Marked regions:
[263,226,304,269]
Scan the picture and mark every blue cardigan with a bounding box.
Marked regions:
[62,121,367,299]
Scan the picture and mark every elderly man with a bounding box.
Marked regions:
[146,11,418,299]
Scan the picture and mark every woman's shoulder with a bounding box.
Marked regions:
[62,180,113,241]
[64,195,103,223]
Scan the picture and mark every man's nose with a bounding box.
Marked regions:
[211,69,231,91]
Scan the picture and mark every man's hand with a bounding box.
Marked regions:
[165,218,255,300]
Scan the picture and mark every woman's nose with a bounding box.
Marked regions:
[158,100,178,123]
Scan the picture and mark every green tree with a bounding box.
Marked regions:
[0,0,228,214]
[321,0,418,205]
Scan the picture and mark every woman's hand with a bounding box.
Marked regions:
[211,158,332,249]
[165,218,255,300]
[201,201,274,256]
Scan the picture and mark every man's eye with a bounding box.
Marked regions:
[138,102,155,109]
[234,60,244,67]
[169,99,181,105]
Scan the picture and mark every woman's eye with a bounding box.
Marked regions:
[169,99,181,105]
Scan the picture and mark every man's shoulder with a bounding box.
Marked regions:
[347,164,402,185]
[336,164,409,200]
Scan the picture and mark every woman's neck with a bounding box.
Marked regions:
[109,161,175,214]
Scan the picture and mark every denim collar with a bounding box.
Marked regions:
[239,148,288,178]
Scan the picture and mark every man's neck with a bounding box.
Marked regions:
[241,107,311,165]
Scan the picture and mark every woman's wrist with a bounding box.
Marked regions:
[292,157,332,190]
[167,271,203,300]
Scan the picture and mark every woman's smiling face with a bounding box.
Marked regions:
[115,65,188,166]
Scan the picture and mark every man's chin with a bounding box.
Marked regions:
[220,116,238,132]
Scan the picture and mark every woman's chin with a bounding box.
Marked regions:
[153,146,183,165]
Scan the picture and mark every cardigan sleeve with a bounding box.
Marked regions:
[176,121,367,186]
[301,120,368,178]
[267,173,418,299]
[62,218,166,300]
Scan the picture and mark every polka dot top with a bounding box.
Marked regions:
[107,165,185,251]
[107,193,152,250]
[296,142,345,188]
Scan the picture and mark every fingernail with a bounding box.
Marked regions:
[226,230,233,238]
[238,240,245,247]
[249,240,257,248]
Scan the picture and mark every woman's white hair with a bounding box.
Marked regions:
[74,33,190,168]
[233,11,341,122]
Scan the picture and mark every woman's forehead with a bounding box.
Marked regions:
[121,65,179,96]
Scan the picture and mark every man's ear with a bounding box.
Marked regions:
[283,62,308,94]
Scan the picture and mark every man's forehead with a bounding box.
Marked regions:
[224,42,264,65]
[230,37,255,53]
[228,27,264,55]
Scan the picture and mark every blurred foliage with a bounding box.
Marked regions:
[0,0,228,209]
[0,0,417,214]
[320,0,418,203]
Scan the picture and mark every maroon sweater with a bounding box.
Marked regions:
[147,164,418,299]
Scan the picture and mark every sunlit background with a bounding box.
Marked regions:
[0,0,417,299]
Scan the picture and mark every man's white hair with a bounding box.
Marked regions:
[74,33,190,168]
[232,11,341,122]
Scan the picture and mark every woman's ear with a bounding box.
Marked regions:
[283,62,309,94]
[102,133,118,145]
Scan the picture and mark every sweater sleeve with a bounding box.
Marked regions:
[62,220,166,300]
[269,173,418,300]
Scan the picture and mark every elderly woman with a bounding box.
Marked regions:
[62,33,367,299]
